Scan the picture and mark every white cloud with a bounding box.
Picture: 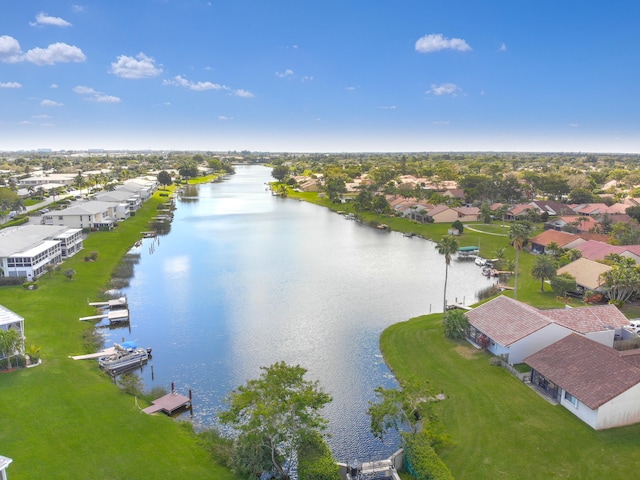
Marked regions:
[569,123,580,128]
[73,85,96,95]
[379,105,397,110]
[0,36,23,63]
[233,89,254,98]
[0,81,22,88]
[94,94,121,103]
[73,85,121,103]
[345,86,357,91]
[276,69,294,78]
[427,83,462,96]
[301,75,314,82]
[499,43,507,52]
[24,42,86,65]
[32,114,51,119]
[218,115,233,121]
[415,34,471,53]
[30,12,72,27]
[110,53,162,79]
[41,99,63,107]
[50,83,58,88]
[162,75,227,91]
[72,5,87,13]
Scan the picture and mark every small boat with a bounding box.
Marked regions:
[98,341,151,374]
[475,257,486,266]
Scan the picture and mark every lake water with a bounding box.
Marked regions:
[109,165,489,463]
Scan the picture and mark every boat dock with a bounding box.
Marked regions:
[79,309,129,324]
[142,390,192,415]
[80,296,129,324]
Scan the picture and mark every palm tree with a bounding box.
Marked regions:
[435,235,459,313]
[531,254,556,292]
[0,329,23,369]
[509,221,532,300]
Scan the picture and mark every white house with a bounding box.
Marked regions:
[464,296,631,364]
[93,190,141,218]
[0,225,83,280]
[0,304,25,362]
[525,333,640,430]
[42,201,118,231]
[465,295,574,365]
[0,455,12,480]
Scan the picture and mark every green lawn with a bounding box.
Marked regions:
[0,184,239,480]
[380,314,640,479]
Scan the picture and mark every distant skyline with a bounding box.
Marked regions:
[2,1,640,153]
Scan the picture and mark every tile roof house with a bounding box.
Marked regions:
[525,333,640,430]
[530,230,586,253]
[556,257,611,292]
[574,240,640,263]
[465,296,574,365]
[546,215,599,233]
[465,295,631,365]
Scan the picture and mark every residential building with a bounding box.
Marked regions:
[0,225,82,280]
[557,257,611,293]
[0,304,25,361]
[525,333,640,430]
[42,201,118,230]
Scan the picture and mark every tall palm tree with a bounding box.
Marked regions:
[509,221,532,300]
[436,235,459,313]
[531,254,556,292]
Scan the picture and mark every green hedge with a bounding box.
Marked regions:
[297,432,340,480]
[403,432,454,480]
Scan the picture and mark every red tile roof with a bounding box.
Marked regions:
[524,334,640,409]
[542,305,630,334]
[530,229,580,248]
[575,240,624,261]
[465,295,552,346]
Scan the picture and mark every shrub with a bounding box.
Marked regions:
[403,431,454,480]
[0,276,25,286]
[297,432,340,480]
[197,429,234,469]
[489,357,502,366]
[117,373,144,396]
[476,284,501,301]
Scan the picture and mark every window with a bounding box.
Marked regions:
[564,391,578,407]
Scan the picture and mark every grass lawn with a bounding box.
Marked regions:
[0,182,239,480]
[380,313,640,479]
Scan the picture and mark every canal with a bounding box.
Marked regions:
[110,165,490,463]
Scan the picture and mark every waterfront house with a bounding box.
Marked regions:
[42,201,118,231]
[525,333,640,430]
[0,305,25,363]
[465,296,630,365]
[465,296,573,365]
[0,225,82,280]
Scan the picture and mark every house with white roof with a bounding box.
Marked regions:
[93,190,138,220]
[42,201,118,231]
[0,454,12,480]
[0,304,25,362]
[0,225,83,280]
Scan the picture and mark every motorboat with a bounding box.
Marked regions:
[98,341,151,374]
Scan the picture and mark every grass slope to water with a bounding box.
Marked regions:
[0,186,238,480]
[381,314,640,479]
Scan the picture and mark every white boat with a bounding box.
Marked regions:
[98,341,151,374]
[475,257,486,266]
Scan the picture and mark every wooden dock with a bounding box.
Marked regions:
[142,391,191,415]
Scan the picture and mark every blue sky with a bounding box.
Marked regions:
[2,1,640,153]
